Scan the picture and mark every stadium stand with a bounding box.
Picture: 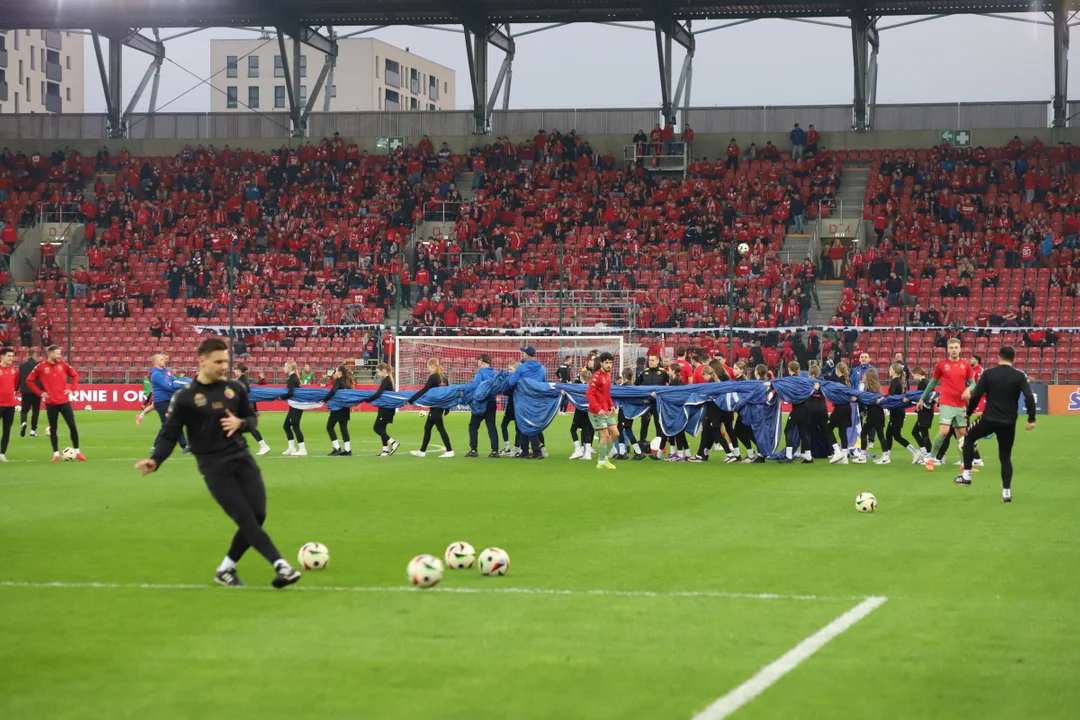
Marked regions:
[1,132,1078,383]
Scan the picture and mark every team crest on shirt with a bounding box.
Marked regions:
[193,393,207,407]
[224,388,235,399]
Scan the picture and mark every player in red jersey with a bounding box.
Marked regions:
[26,345,85,461]
[586,352,618,470]
[916,338,975,471]
[0,347,18,462]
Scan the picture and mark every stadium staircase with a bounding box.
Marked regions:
[835,167,870,231]
[808,282,844,326]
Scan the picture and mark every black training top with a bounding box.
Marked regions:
[151,378,257,468]
[367,376,394,403]
[967,364,1037,425]
[19,358,39,395]
[322,377,353,403]
[408,373,444,404]
[636,367,668,387]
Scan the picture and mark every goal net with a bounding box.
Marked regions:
[394,335,631,390]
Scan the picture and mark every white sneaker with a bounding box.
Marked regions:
[973,459,985,467]
[1003,488,1012,503]
[851,454,867,464]
[954,459,964,466]
[874,456,891,465]
[867,442,875,450]
[410,450,426,458]
[282,448,295,456]
[439,450,455,458]
[912,451,926,465]
[568,448,584,460]
[724,454,739,463]
[499,448,513,457]
[257,445,271,456]
[388,440,401,456]
[293,449,307,457]
[511,448,522,457]
[829,450,847,464]
[0,454,7,463]
[540,446,549,458]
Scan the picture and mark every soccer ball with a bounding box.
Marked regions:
[444,541,476,569]
[855,492,877,513]
[84,405,92,411]
[407,554,443,588]
[737,242,750,255]
[298,542,330,570]
[478,547,510,576]
[418,410,428,418]
[61,447,77,461]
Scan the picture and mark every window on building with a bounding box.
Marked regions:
[29,45,35,70]
[47,49,59,67]
[248,85,260,108]
[0,69,5,84]
[40,81,44,98]
[384,59,400,88]
[444,81,448,93]
[274,85,286,108]
[25,78,30,102]
[299,55,307,78]
[66,87,71,101]
[299,85,307,106]
[330,85,337,98]
[0,35,6,52]
[410,97,419,111]
[66,55,71,70]
[226,55,238,78]
[378,94,382,110]
[428,103,436,111]
[226,86,238,109]
[384,88,400,110]
[247,55,259,78]
[274,55,284,78]
[18,59,23,84]
[429,75,439,101]
[41,48,45,69]
[12,31,18,50]
[375,56,379,78]
[410,68,420,95]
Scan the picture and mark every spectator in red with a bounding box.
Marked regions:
[726,138,740,170]
[806,125,820,154]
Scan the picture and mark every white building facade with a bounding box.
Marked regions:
[0,30,85,114]
[209,37,455,114]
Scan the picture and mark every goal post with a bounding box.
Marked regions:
[394,335,632,390]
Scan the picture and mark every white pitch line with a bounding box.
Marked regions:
[691,595,888,720]
[0,580,863,602]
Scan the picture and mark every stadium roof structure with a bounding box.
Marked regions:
[2,0,1075,137]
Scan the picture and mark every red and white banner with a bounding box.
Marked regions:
[30,384,386,412]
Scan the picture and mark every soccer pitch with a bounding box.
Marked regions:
[1,412,1078,719]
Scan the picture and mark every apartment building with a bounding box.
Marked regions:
[0,29,85,114]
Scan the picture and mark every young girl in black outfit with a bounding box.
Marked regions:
[858,369,886,464]
[409,358,454,458]
[731,362,762,463]
[567,368,595,461]
[827,361,853,464]
[911,366,933,463]
[233,362,271,455]
[281,360,307,456]
[368,363,400,456]
[697,364,734,462]
[876,362,920,465]
[323,364,354,456]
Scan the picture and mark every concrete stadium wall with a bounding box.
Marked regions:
[5,128,1080,158]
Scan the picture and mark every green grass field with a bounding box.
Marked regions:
[1,411,1078,719]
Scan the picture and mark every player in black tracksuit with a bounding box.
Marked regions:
[697,365,733,462]
[369,363,399,456]
[779,361,812,463]
[879,363,919,464]
[136,338,300,589]
[323,365,354,456]
[281,363,306,455]
[635,355,668,443]
[19,348,40,437]
[825,362,854,463]
[954,345,1036,502]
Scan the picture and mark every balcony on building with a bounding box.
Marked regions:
[0,82,7,103]
[46,60,62,82]
[44,30,62,51]
[45,92,62,113]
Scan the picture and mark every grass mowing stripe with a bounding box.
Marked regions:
[0,580,864,602]
[692,595,888,719]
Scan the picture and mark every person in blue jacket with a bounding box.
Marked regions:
[149,352,189,455]
[789,123,807,159]
[465,354,500,458]
[514,346,548,458]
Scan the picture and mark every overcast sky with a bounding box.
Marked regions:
[82,15,1067,114]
